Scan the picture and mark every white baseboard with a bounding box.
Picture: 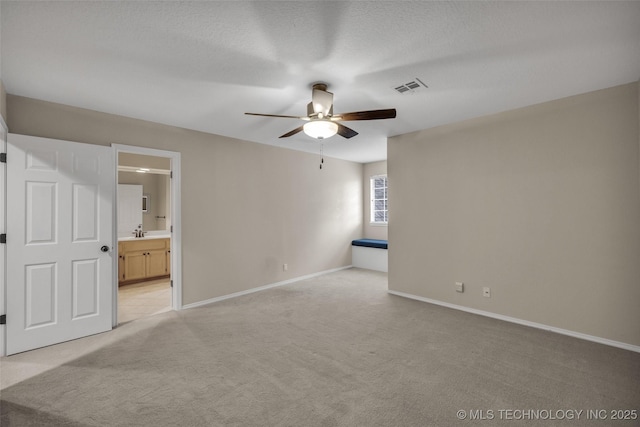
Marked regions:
[388,290,640,354]
[182,265,353,310]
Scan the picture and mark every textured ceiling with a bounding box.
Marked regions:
[2,1,640,163]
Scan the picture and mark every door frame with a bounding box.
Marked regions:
[0,116,7,356]
[112,144,182,326]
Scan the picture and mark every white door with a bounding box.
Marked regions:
[6,134,114,355]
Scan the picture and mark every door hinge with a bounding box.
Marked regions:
[170,225,173,233]
[0,234,5,244]
[170,279,173,288]
[170,171,173,179]
[0,153,6,163]
[0,314,6,325]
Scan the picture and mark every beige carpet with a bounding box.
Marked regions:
[1,268,639,426]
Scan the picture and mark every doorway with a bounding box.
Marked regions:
[112,145,181,326]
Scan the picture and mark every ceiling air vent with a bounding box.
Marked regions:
[394,78,428,94]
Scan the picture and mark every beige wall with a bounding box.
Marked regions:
[0,81,6,124]
[388,82,640,347]
[363,160,388,240]
[7,95,363,305]
[119,152,171,170]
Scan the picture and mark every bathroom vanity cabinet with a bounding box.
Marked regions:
[118,237,170,285]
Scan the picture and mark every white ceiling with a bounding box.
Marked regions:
[2,1,639,163]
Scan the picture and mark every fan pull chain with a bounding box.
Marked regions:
[319,142,324,169]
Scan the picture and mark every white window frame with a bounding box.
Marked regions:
[370,174,388,225]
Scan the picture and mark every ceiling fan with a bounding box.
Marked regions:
[245,83,396,140]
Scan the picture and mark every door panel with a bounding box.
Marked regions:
[26,182,57,244]
[26,148,58,171]
[73,184,99,241]
[72,259,99,319]
[7,134,114,355]
[25,263,57,328]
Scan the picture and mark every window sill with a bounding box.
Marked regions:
[369,222,388,227]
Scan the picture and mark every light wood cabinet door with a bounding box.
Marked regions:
[118,256,126,282]
[146,249,167,277]
[124,250,147,282]
[118,243,126,282]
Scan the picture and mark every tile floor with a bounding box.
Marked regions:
[118,279,172,324]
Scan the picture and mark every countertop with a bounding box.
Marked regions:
[118,234,170,242]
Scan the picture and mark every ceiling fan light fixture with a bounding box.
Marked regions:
[303,120,338,139]
[246,83,395,140]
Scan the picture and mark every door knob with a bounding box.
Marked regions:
[100,245,110,252]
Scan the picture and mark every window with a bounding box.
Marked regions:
[370,175,388,224]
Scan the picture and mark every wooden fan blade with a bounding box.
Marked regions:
[245,112,306,120]
[334,108,396,121]
[337,123,358,139]
[279,126,305,138]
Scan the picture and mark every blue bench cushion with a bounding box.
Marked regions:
[352,239,388,249]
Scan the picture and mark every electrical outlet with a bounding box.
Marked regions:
[283,264,288,271]
[483,287,491,298]
[455,282,464,293]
